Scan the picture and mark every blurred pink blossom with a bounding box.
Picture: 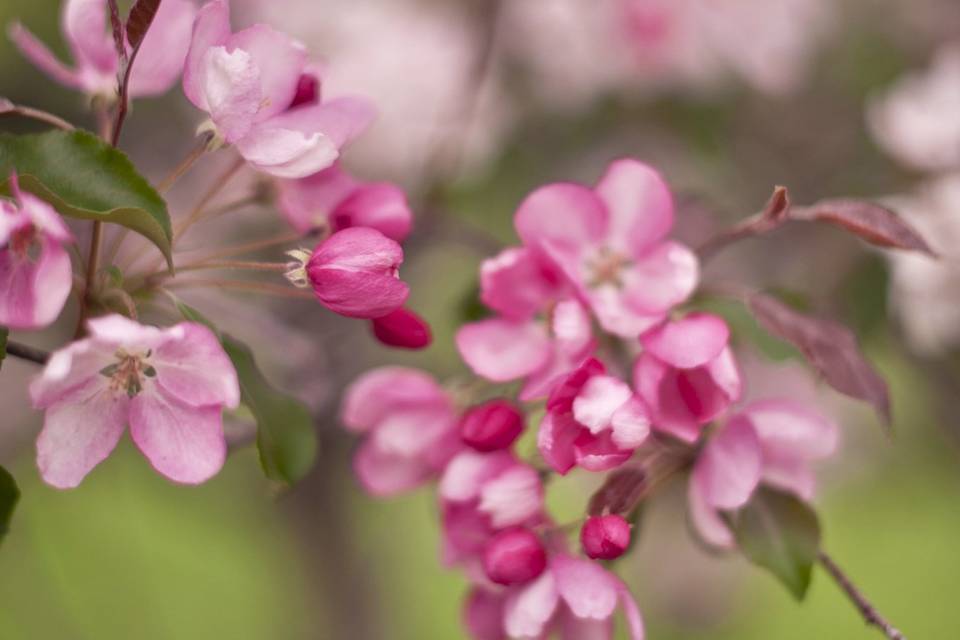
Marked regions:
[30,315,240,488]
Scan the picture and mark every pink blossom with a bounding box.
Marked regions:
[483,528,548,587]
[9,0,196,98]
[304,227,409,319]
[275,163,413,240]
[182,0,375,178]
[538,358,651,474]
[370,307,432,350]
[633,313,741,443]
[29,314,240,488]
[460,399,525,453]
[0,173,73,330]
[688,398,838,549]
[464,554,644,640]
[581,514,631,560]
[515,158,698,338]
[458,260,595,401]
[440,449,545,566]
[341,367,459,496]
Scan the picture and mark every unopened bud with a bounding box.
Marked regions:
[460,399,525,452]
[482,528,547,586]
[371,308,432,349]
[580,514,631,560]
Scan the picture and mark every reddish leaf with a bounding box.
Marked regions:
[126,0,163,50]
[107,0,127,64]
[748,292,891,427]
[588,466,647,516]
[791,198,935,256]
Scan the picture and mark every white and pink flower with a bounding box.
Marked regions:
[30,314,240,488]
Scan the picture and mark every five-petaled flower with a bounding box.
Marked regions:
[30,315,240,488]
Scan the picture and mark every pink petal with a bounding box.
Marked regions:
[353,437,431,496]
[183,0,231,109]
[152,322,240,409]
[129,386,227,484]
[515,182,608,254]
[595,158,674,256]
[63,0,116,73]
[340,367,447,432]
[706,347,743,409]
[573,430,634,472]
[761,455,817,501]
[7,22,85,90]
[479,464,544,528]
[236,124,340,179]
[456,318,551,382]
[504,571,560,639]
[559,611,613,640]
[225,24,305,121]
[687,478,735,550]
[128,0,197,97]
[36,379,128,489]
[0,239,72,330]
[693,417,762,510]
[276,164,358,233]
[739,399,838,460]
[618,583,646,640]
[202,45,262,142]
[633,353,701,443]
[440,450,514,503]
[537,412,581,475]
[609,397,651,450]
[370,406,457,460]
[15,182,73,242]
[573,375,633,434]
[546,357,607,414]
[620,241,699,315]
[464,588,506,640]
[87,314,166,347]
[332,183,413,242]
[641,313,730,369]
[553,299,593,355]
[267,96,377,148]
[30,338,112,409]
[480,247,562,321]
[584,284,665,339]
[552,555,619,620]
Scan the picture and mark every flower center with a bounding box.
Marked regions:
[100,349,156,398]
[9,224,39,261]
[587,246,631,288]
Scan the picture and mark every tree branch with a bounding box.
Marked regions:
[5,341,50,365]
[818,550,906,640]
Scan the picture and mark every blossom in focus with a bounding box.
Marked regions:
[515,158,698,338]
[688,398,838,549]
[340,367,459,496]
[464,554,644,640]
[868,44,960,172]
[182,0,375,178]
[633,313,741,443]
[440,449,545,567]
[29,315,240,488]
[538,358,651,474]
[0,173,73,330]
[275,163,412,240]
[9,0,197,98]
[298,226,409,319]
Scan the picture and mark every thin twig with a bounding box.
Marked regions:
[173,156,246,241]
[156,133,213,194]
[0,99,75,131]
[163,259,289,276]
[818,550,906,640]
[695,187,790,263]
[5,341,50,365]
[175,230,306,262]
[163,277,315,300]
[75,220,104,337]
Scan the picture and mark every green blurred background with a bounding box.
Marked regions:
[2,0,959,638]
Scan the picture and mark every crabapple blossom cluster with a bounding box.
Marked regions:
[3,0,429,488]
[341,159,840,639]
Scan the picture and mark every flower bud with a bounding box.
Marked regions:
[580,514,631,560]
[482,528,547,586]
[372,308,432,349]
[460,400,524,452]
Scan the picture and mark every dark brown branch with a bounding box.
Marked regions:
[818,550,906,640]
[5,341,50,365]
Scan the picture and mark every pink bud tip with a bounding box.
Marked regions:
[482,528,547,586]
[288,72,320,110]
[371,308,432,349]
[580,514,631,560]
[460,399,525,452]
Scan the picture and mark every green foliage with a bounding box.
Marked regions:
[0,129,172,268]
[0,465,19,544]
[174,300,318,486]
[727,487,822,600]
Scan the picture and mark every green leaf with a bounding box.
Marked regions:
[0,326,7,371]
[0,464,20,544]
[726,487,821,600]
[0,130,172,268]
[174,300,318,486]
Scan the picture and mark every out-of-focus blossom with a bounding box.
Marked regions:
[440,449,545,567]
[886,175,960,354]
[516,159,698,338]
[538,358,651,474]
[295,226,408,319]
[482,528,548,587]
[868,44,960,172]
[29,314,240,488]
[9,0,196,98]
[183,0,374,178]
[460,399,525,453]
[581,514,632,560]
[340,367,459,496]
[275,163,412,240]
[464,554,645,640]
[370,307,431,350]
[633,313,741,443]
[688,398,838,549]
[0,173,74,330]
